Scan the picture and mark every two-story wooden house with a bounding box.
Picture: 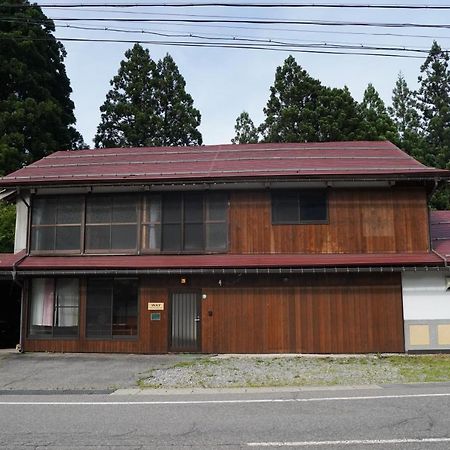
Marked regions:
[1,141,449,354]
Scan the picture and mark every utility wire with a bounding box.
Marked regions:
[3,16,450,29]
[3,34,424,58]
[16,3,450,10]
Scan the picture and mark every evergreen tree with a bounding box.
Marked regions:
[388,72,425,159]
[416,41,450,168]
[154,54,202,146]
[358,83,399,142]
[0,0,84,176]
[232,111,259,144]
[259,55,361,143]
[95,46,202,148]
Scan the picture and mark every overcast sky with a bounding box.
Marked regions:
[36,1,450,148]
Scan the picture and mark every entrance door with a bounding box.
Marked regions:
[170,292,201,352]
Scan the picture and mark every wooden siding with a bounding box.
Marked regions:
[24,274,404,354]
[201,274,404,353]
[229,187,429,254]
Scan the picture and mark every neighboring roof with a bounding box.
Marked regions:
[1,141,449,188]
[12,252,443,273]
[431,210,450,261]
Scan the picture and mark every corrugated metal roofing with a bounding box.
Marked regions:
[431,210,450,260]
[12,252,443,272]
[1,141,448,187]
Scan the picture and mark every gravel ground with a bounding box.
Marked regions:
[141,354,450,389]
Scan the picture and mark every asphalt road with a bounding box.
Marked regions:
[1,384,450,449]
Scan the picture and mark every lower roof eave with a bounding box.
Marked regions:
[13,264,448,277]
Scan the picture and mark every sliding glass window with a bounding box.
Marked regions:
[31,197,83,252]
[86,278,138,338]
[85,195,138,252]
[29,278,80,337]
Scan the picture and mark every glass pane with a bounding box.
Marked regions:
[54,279,79,336]
[85,225,110,250]
[57,198,82,224]
[29,279,54,336]
[86,197,111,224]
[206,193,228,221]
[206,223,228,250]
[112,196,137,223]
[162,224,182,251]
[112,279,138,336]
[145,196,161,223]
[272,193,299,223]
[144,224,161,250]
[31,227,55,251]
[184,223,204,250]
[300,191,327,222]
[86,279,112,337]
[55,226,81,251]
[32,198,56,225]
[162,194,182,223]
[111,224,137,249]
[184,193,204,222]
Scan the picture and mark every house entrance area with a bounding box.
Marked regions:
[169,292,201,352]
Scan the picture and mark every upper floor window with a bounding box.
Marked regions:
[29,278,80,337]
[272,190,328,224]
[85,195,138,252]
[142,192,228,253]
[31,196,82,252]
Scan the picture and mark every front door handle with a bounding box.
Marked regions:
[194,316,200,322]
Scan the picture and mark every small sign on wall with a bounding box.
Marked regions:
[148,302,164,311]
[150,313,161,321]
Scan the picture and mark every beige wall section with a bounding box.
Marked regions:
[14,193,29,252]
[437,325,450,345]
[409,325,430,346]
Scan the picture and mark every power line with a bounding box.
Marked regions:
[18,2,450,10]
[4,16,450,29]
[0,34,426,58]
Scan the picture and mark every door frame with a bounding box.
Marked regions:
[168,289,202,352]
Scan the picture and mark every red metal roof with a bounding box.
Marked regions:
[13,252,443,272]
[431,210,450,260]
[0,250,26,270]
[1,141,448,187]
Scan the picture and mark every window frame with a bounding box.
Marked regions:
[29,195,84,255]
[141,192,229,255]
[84,194,140,254]
[28,278,81,339]
[271,189,329,225]
[85,277,140,340]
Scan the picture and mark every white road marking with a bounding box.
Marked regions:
[0,391,450,405]
[247,437,450,447]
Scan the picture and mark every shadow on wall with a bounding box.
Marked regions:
[0,281,21,348]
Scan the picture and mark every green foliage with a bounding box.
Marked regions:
[95,45,202,148]
[0,0,85,176]
[0,202,15,253]
[416,41,450,169]
[259,56,363,143]
[232,111,259,144]
[358,83,399,142]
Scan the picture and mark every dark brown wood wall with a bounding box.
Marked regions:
[229,187,429,254]
[24,274,404,354]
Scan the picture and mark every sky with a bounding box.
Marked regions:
[35,1,450,147]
